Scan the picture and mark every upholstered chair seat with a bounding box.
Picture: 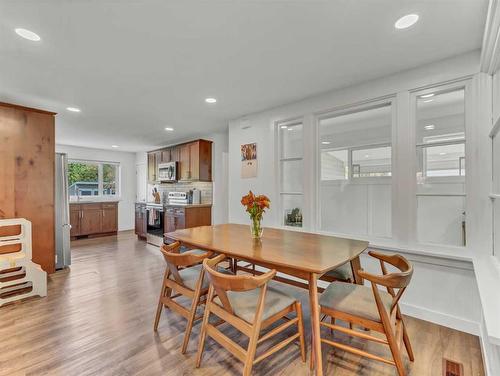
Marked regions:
[214,285,296,323]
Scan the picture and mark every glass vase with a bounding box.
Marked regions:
[250,217,263,239]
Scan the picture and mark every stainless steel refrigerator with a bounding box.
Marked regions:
[55,153,71,269]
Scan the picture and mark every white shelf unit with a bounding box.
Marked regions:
[0,218,47,307]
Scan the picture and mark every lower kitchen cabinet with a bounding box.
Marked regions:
[164,206,211,234]
[70,202,118,239]
[135,203,147,238]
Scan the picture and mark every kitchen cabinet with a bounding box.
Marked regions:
[81,203,102,235]
[160,147,179,163]
[178,140,212,181]
[69,205,81,237]
[69,202,118,239]
[179,143,191,180]
[135,203,147,238]
[164,206,211,234]
[101,203,118,233]
[148,151,161,182]
[147,139,212,183]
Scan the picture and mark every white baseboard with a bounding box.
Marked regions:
[400,302,480,336]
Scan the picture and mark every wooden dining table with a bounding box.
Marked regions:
[165,223,369,376]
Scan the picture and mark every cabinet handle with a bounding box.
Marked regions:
[103,210,105,217]
[80,211,83,219]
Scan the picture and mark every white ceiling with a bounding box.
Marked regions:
[0,0,488,152]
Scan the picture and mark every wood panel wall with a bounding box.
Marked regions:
[0,102,56,273]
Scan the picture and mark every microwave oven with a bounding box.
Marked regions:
[158,161,178,182]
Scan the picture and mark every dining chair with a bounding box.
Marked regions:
[196,254,306,376]
[154,241,216,354]
[313,251,414,376]
[320,262,353,283]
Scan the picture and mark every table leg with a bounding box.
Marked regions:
[350,255,364,285]
[309,273,323,376]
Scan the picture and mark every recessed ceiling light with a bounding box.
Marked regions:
[321,141,331,145]
[394,14,419,29]
[205,97,217,104]
[280,125,288,129]
[421,93,435,98]
[15,28,41,41]
[422,99,433,103]
[439,152,446,156]
[287,127,293,131]
[365,154,370,158]
[165,127,174,131]
[111,145,119,148]
[424,124,435,130]
[66,107,81,112]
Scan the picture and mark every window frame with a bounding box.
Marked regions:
[409,80,471,250]
[275,118,305,228]
[68,159,121,201]
[314,97,396,241]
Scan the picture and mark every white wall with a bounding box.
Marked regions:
[227,51,485,336]
[56,144,137,231]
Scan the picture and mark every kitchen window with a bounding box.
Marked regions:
[318,102,393,238]
[68,160,120,200]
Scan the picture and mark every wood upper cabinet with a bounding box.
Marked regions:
[70,202,118,238]
[179,143,191,180]
[160,149,170,163]
[147,139,212,183]
[178,140,212,181]
[147,153,157,182]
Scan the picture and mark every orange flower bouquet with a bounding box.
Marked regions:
[241,191,270,239]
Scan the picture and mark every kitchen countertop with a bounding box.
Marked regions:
[137,201,212,208]
[70,200,120,204]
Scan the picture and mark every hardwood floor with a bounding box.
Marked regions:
[0,231,484,376]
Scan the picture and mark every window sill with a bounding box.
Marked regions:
[274,225,474,265]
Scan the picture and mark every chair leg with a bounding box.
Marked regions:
[243,326,260,376]
[154,270,171,331]
[384,321,406,376]
[401,318,414,361]
[181,270,204,354]
[295,301,306,363]
[196,286,214,368]
[330,316,335,335]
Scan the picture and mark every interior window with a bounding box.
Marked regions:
[279,122,303,228]
[319,103,393,238]
[415,88,466,246]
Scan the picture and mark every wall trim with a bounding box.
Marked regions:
[481,0,500,74]
[479,315,500,376]
[400,302,479,336]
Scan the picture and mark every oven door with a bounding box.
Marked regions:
[146,207,164,246]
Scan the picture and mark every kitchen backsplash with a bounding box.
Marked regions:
[147,182,213,205]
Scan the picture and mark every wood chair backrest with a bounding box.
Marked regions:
[160,241,213,288]
[357,250,413,316]
[203,254,276,318]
